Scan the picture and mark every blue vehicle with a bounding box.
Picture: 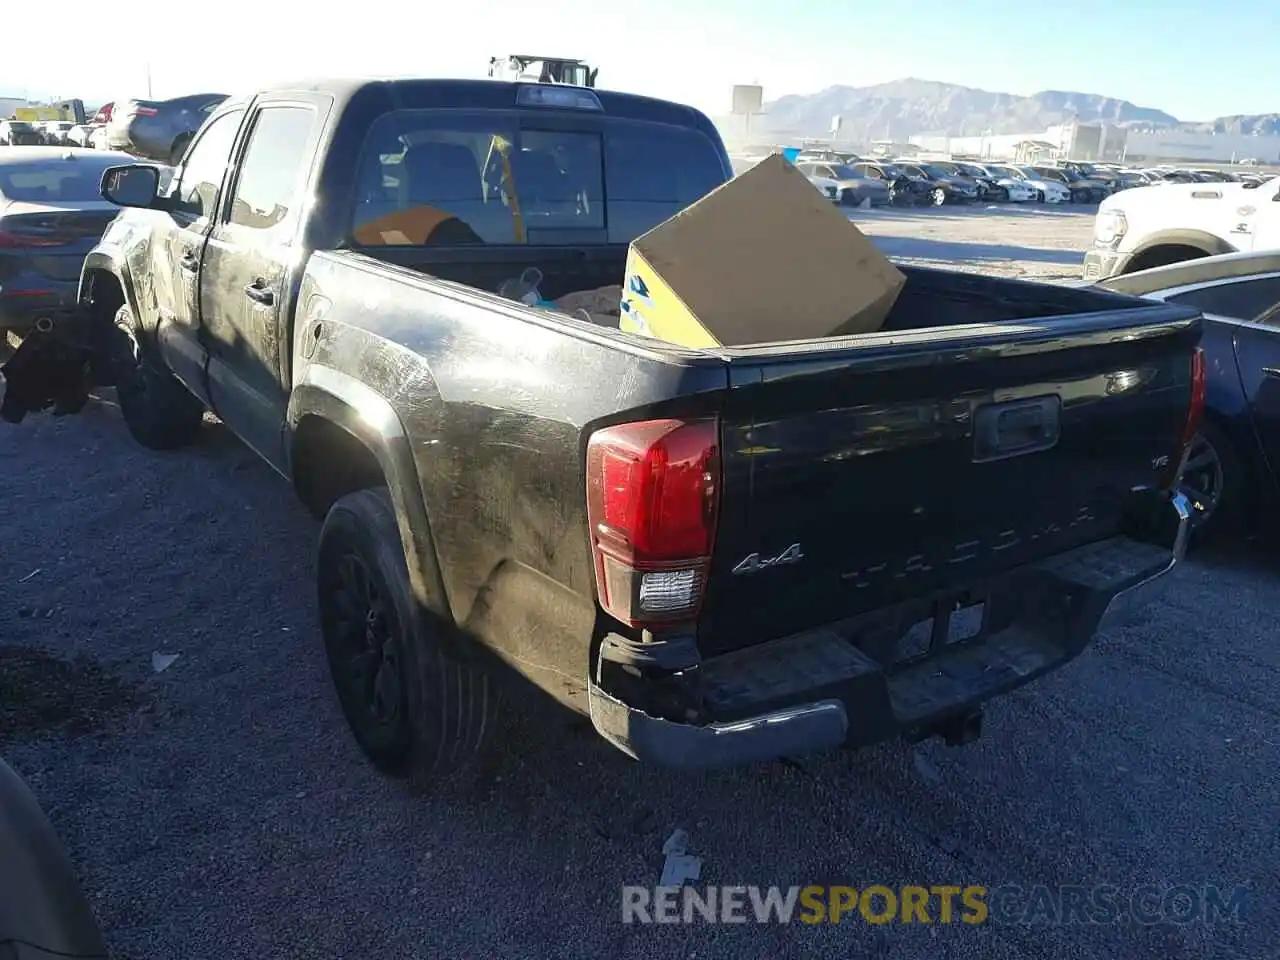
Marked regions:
[1099,250,1280,539]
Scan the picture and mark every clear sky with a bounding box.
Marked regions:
[2,0,1272,121]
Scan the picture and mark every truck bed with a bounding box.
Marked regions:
[358,243,1173,337]
[337,245,1199,661]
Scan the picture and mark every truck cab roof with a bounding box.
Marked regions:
[238,77,709,132]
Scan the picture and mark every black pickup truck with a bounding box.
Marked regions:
[3,78,1201,782]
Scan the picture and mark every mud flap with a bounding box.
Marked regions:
[0,329,97,423]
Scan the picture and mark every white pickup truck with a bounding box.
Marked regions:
[1083,175,1280,279]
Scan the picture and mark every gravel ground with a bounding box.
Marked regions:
[2,210,1277,959]
[851,204,1096,282]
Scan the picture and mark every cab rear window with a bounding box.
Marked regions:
[351,109,725,247]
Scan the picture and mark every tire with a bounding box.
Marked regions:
[931,187,947,207]
[1181,422,1243,543]
[317,488,497,787]
[169,135,191,165]
[110,304,204,450]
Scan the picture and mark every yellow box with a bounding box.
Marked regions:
[619,152,905,349]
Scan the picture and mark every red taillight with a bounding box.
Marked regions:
[133,106,157,117]
[0,230,71,248]
[1183,347,1206,445]
[585,418,720,629]
[1163,348,1206,489]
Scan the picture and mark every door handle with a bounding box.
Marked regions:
[179,249,198,273]
[1263,367,1280,379]
[243,280,274,306]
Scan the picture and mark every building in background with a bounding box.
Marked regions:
[909,121,1280,165]
[0,96,32,119]
[1120,130,1280,164]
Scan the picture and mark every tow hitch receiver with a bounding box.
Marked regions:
[936,710,983,746]
[910,709,984,747]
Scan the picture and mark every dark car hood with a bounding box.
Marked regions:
[937,177,976,190]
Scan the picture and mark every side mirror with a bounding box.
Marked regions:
[100,164,161,208]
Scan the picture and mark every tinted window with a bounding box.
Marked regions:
[598,122,722,242]
[1165,276,1280,323]
[227,106,315,233]
[351,110,723,247]
[173,110,243,219]
[0,160,118,202]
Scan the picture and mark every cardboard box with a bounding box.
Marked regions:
[619,153,906,348]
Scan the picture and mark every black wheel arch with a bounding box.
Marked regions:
[287,379,458,636]
[1123,230,1236,274]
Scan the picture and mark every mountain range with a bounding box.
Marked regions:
[750,78,1280,141]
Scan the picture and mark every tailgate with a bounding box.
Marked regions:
[696,301,1201,656]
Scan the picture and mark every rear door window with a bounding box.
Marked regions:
[224,105,316,235]
[351,110,724,247]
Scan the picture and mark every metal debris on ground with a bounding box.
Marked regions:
[660,828,702,887]
[151,652,180,674]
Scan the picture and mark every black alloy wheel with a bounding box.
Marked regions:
[321,546,410,766]
[1180,432,1226,532]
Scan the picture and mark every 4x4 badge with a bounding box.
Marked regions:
[733,543,804,575]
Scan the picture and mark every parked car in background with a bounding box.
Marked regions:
[962,163,1036,202]
[795,161,890,206]
[795,149,861,164]
[106,93,227,163]
[896,162,980,205]
[928,160,1002,201]
[1190,169,1240,183]
[803,168,841,203]
[1061,161,1122,192]
[39,121,75,145]
[0,121,42,146]
[851,161,934,206]
[0,148,141,335]
[1030,166,1110,204]
[1083,173,1280,279]
[1098,251,1280,540]
[66,125,94,148]
[1110,170,1156,191]
[995,165,1071,204]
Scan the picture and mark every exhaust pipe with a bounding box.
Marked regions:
[33,317,54,334]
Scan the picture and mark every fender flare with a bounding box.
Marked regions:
[79,247,142,332]
[287,365,455,627]
[1130,229,1237,261]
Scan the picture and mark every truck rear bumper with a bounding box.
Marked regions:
[589,492,1191,769]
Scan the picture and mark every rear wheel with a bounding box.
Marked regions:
[931,187,947,206]
[318,489,499,788]
[1181,422,1243,541]
[111,304,204,450]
